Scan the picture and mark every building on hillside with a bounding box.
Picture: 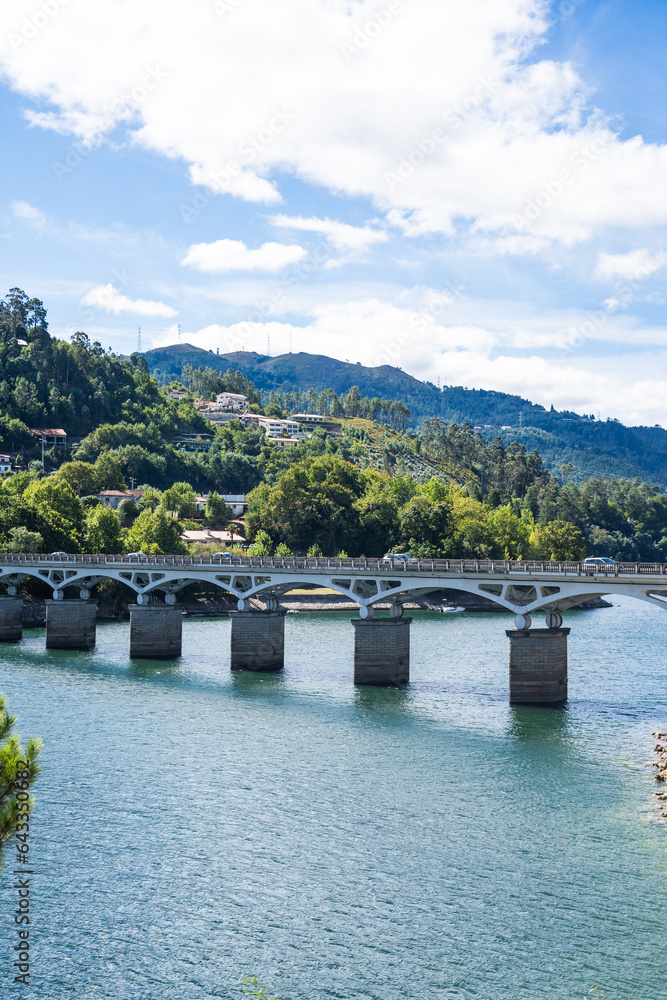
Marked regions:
[242,414,301,439]
[30,428,68,448]
[180,528,246,544]
[0,454,12,474]
[291,413,343,437]
[269,437,301,449]
[193,494,248,516]
[97,489,145,510]
[215,392,249,412]
[165,389,188,400]
[501,425,512,431]
[292,413,327,423]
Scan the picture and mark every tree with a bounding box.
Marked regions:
[1,527,44,553]
[162,482,197,519]
[0,694,41,866]
[57,461,99,496]
[93,453,125,490]
[85,506,123,554]
[23,478,84,552]
[203,491,230,527]
[125,507,186,555]
[531,520,586,561]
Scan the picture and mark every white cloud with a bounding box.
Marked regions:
[150,296,667,425]
[181,238,307,273]
[12,200,46,227]
[2,1,667,244]
[595,248,667,282]
[270,214,388,252]
[82,283,176,317]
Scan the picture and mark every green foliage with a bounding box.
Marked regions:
[124,507,187,555]
[1,527,44,553]
[203,491,230,527]
[0,693,42,864]
[249,529,273,556]
[161,481,197,518]
[238,975,278,999]
[85,506,123,554]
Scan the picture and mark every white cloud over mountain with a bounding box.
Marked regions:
[82,284,177,318]
[2,0,667,246]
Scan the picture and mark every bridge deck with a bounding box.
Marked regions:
[1,553,667,580]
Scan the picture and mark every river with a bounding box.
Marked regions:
[1,598,666,999]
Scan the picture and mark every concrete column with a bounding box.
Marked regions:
[230,610,286,671]
[129,604,183,659]
[506,628,570,705]
[0,595,23,642]
[352,616,412,686]
[45,599,97,650]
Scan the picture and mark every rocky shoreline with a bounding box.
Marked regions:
[18,589,613,623]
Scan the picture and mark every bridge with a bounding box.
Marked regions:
[1,553,666,703]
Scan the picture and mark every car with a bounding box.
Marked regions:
[50,551,68,557]
[583,557,617,565]
[212,551,233,558]
[382,552,416,561]
[126,551,146,559]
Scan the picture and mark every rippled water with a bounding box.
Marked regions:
[1,598,666,1000]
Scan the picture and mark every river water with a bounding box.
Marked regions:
[1,599,666,1000]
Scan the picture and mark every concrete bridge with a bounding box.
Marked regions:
[1,553,666,704]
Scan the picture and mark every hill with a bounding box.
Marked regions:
[144,344,667,487]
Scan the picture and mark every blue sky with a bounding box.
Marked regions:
[1,0,666,424]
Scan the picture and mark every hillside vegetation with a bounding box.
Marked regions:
[145,343,667,486]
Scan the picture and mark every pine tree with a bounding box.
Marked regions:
[0,694,41,865]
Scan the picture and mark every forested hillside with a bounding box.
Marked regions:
[144,343,667,486]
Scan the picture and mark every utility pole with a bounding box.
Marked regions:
[41,435,45,470]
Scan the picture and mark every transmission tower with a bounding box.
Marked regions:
[137,325,142,352]
[266,330,271,356]
[177,323,181,342]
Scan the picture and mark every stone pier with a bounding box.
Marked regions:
[352,617,412,686]
[45,599,97,650]
[230,610,286,671]
[506,628,570,705]
[129,603,183,659]
[0,595,23,642]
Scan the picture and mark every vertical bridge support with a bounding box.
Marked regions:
[230,610,286,671]
[45,599,97,650]
[0,595,23,642]
[129,603,183,659]
[352,616,411,686]
[506,627,570,705]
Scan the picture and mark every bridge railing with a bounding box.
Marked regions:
[1,553,666,577]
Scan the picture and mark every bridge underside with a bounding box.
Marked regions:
[1,565,666,617]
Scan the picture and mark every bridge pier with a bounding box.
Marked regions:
[230,610,286,671]
[0,595,23,642]
[129,603,183,659]
[506,627,570,705]
[45,599,97,650]
[352,616,411,686]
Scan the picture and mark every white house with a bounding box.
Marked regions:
[215,392,249,412]
[0,454,12,474]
